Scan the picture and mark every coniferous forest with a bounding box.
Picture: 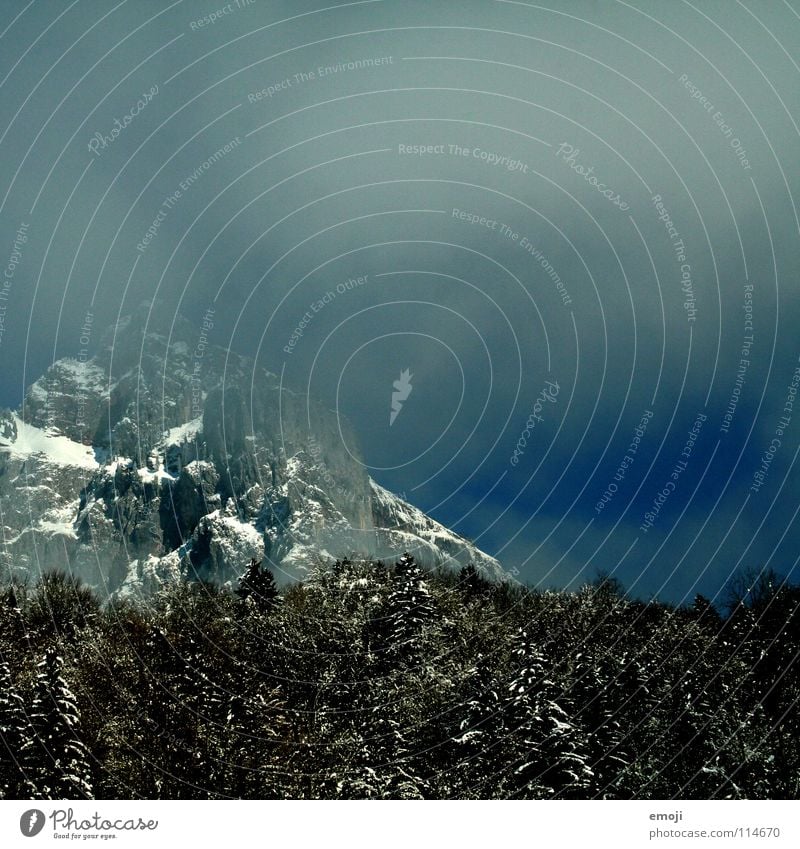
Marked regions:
[0,555,798,800]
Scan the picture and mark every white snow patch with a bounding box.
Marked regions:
[369,478,507,580]
[4,503,79,545]
[0,415,98,469]
[163,416,203,446]
[217,512,264,547]
[35,517,78,539]
[53,358,109,391]
[137,465,175,484]
[102,457,133,475]
[117,551,184,600]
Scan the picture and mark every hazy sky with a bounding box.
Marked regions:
[1,0,799,603]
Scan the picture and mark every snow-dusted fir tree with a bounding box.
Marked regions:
[139,626,212,797]
[0,661,31,798]
[236,558,280,614]
[21,649,93,799]
[458,563,492,601]
[451,652,505,796]
[569,651,629,797]
[384,553,435,657]
[505,628,593,799]
[0,585,30,673]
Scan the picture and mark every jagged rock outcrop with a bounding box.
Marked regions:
[0,303,506,596]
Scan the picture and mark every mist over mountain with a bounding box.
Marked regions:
[0,303,505,597]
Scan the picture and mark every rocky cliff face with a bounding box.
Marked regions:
[0,305,506,597]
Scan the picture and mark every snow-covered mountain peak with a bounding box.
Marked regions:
[0,308,509,594]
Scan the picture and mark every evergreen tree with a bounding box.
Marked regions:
[27,572,99,640]
[691,594,721,625]
[505,629,593,799]
[569,652,630,798]
[236,558,280,614]
[451,652,505,797]
[0,585,30,669]
[0,552,798,799]
[21,649,93,799]
[0,661,31,799]
[384,553,435,658]
[458,563,491,601]
[137,627,219,798]
[218,683,287,798]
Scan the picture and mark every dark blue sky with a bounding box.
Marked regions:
[1,0,799,604]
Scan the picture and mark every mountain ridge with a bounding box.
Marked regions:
[0,304,506,595]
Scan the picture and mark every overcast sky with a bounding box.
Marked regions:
[1,0,798,603]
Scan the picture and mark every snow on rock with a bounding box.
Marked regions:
[22,358,115,446]
[163,416,203,446]
[190,509,265,583]
[4,503,79,547]
[0,411,17,442]
[217,510,264,549]
[49,358,108,392]
[0,305,511,596]
[0,415,98,469]
[136,464,175,485]
[369,479,506,581]
[162,418,205,476]
[117,549,185,600]
[276,541,336,581]
[34,502,81,540]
